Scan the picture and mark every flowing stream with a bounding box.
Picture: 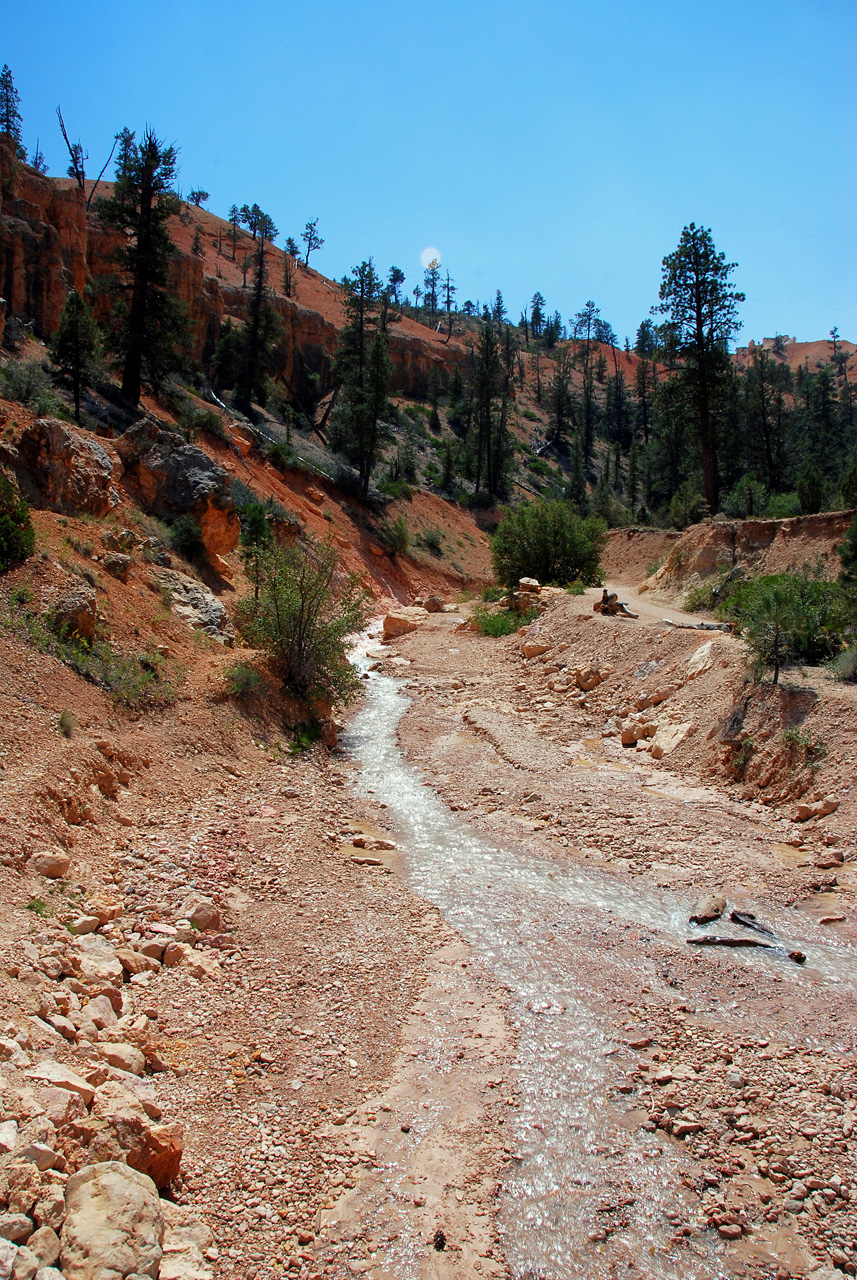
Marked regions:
[342,650,855,1279]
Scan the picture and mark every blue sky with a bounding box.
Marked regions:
[4,0,855,344]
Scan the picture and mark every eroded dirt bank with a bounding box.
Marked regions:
[369,594,857,1280]
[0,618,511,1280]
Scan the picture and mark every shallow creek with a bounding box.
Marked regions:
[343,652,854,1279]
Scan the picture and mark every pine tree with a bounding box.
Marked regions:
[566,437,588,512]
[442,270,457,343]
[97,128,187,405]
[428,364,442,433]
[530,292,545,339]
[228,205,241,260]
[282,250,296,298]
[238,212,280,410]
[656,223,745,511]
[470,324,501,497]
[796,458,825,515]
[302,217,324,266]
[548,347,574,447]
[0,65,25,160]
[634,356,655,445]
[332,259,393,497]
[627,440,640,514]
[492,290,507,334]
[423,260,441,319]
[388,266,405,305]
[51,291,99,421]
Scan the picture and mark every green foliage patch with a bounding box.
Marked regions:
[0,474,36,572]
[491,500,606,589]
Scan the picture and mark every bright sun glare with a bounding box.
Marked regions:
[419,246,441,269]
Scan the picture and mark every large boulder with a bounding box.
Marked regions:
[148,569,234,643]
[1,420,119,517]
[157,1203,214,1280]
[27,852,71,880]
[49,583,97,645]
[383,607,428,639]
[70,937,124,988]
[115,424,238,558]
[60,1162,164,1280]
[87,1083,183,1188]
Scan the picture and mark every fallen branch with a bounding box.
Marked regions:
[729,909,776,939]
[663,619,732,632]
[687,936,806,965]
[687,936,774,950]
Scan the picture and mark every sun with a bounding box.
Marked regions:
[419,246,441,269]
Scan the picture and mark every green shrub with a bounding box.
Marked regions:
[764,492,801,519]
[60,639,184,708]
[169,514,204,560]
[0,360,65,417]
[720,569,846,682]
[682,567,745,614]
[268,440,294,468]
[225,661,265,698]
[377,476,413,501]
[491,500,606,589]
[472,606,520,637]
[565,580,586,596]
[3,589,184,708]
[379,514,409,557]
[423,527,443,556]
[58,709,77,737]
[236,539,369,704]
[289,722,322,754]
[782,727,827,760]
[481,585,506,602]
[831,647,857,682]
[0,474,36,572]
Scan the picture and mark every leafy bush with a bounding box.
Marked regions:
[0,474,35,572]
[1,590,183,707]
[169,514,204,560]
[481,585,507,602]
[422,527,444,556]
[377,475,413,501]
[179,405,227,442]
[289,722,322,754]
[225,661,265,698]
[379,514,409,557]
[268,440,294,468]
[831,647,857,682]
[797,459,825,515]
[58,709,77,737]
[0,360,65,417]
[472,606,520,637]
[682,566,745,614]
[60,639,184,708]
[236,539,369,704]
[764,491,801,519]
[719,569,846,682]
[491,500,606,589]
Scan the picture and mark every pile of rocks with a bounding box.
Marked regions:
[0,853,228,1279]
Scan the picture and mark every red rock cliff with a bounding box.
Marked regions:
[0,134,470,400]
